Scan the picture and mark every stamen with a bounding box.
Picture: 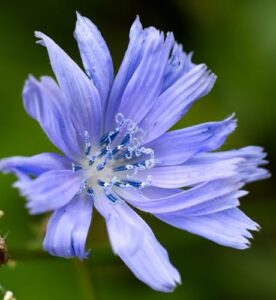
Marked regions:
[84,131,92,156]
[97,147,113,171]
[97,177,117,193]
[100,128,120,146]
[87,187,95,197]
[72,163,82,172]
[115,175,152,189]
[88,155,96,166]
[97,179,106,187]
[106,193,120,204]
[113,159,155,173]
[111,133,132,158]
[121,133,132,146]
[97,178,122,204]
[115,112,125,125]
[78,179,88,194]
[115,137,139,160]
[117,180,144,189]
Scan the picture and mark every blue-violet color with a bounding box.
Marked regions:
[0,14,270,292]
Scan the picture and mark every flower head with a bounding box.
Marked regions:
[0,13,269,292]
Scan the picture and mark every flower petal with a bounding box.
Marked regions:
[35,32,102,141]
[146,115,236,166]
[194,146,270,183]
[117,29,174,124]
[105,18,174,130]
[140,64,217,143]
[133,157,242,188]
[163,43,194,92]
[43,194,93,259]
[23,76,82,159]
[104,17,145,131]
[116,178,243,214]
[156,208,259,249]
[74,13,114,106]
[14,170,82,214]
[95,197,180,292]
[0,152,70,177]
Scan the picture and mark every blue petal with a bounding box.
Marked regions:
[116,178,243,214]
[104,16,144,131]
[133,157,242,188]
[146,115,236,166]
[163,43,194,92]
[105,18,174,130]
[23,76,82,159]
[137,186,182,198]
[14,170,82,214]
[74,13,114,107]
[35,32,102,141]
[94,196,180,292]
[194,146,270,183]
[0,152,70,177]
[117,29,174,125]
[43,194,93,260]
[140,64,217,143]
[156,208,259,249]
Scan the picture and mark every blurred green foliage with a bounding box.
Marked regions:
[0,0,275,299]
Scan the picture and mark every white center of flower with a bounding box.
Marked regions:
[72,113,155,203]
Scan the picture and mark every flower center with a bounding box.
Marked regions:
[72,113,155,203]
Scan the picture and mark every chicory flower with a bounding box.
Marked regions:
[0,13,269,292]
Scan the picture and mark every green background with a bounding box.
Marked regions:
[0,0,275,299]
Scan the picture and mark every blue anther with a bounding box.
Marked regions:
[97,150,113,171]
[84,131,92,156]
[79,179,88,193]
[99,147,108,157]
[100,133,109,145]
[111,146,120,156]
[113,161,147,172]
[122,180,143,188]
[113,165,129,172]
[97,161,106,171]
[100,128,120,146]
[97,180,105,187]
[88,157,95,166]
[121,133,132,146]
[106,193,119,203]
[72,163,82,172]
[87,187,95,197]
[112,133,132,158]
[114,149,129,160]
[114,181,122,188]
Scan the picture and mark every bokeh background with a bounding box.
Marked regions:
[0,0,275,299]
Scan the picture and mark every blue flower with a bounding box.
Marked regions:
[0,14,269,292]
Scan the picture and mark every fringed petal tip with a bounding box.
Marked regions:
[0,158,24,175]
[239,224,260,250]
[225,112,237,124]
[0,158,10,174]
[236,146,270,183]
[34,31,47,46]
[130,15,143,34]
